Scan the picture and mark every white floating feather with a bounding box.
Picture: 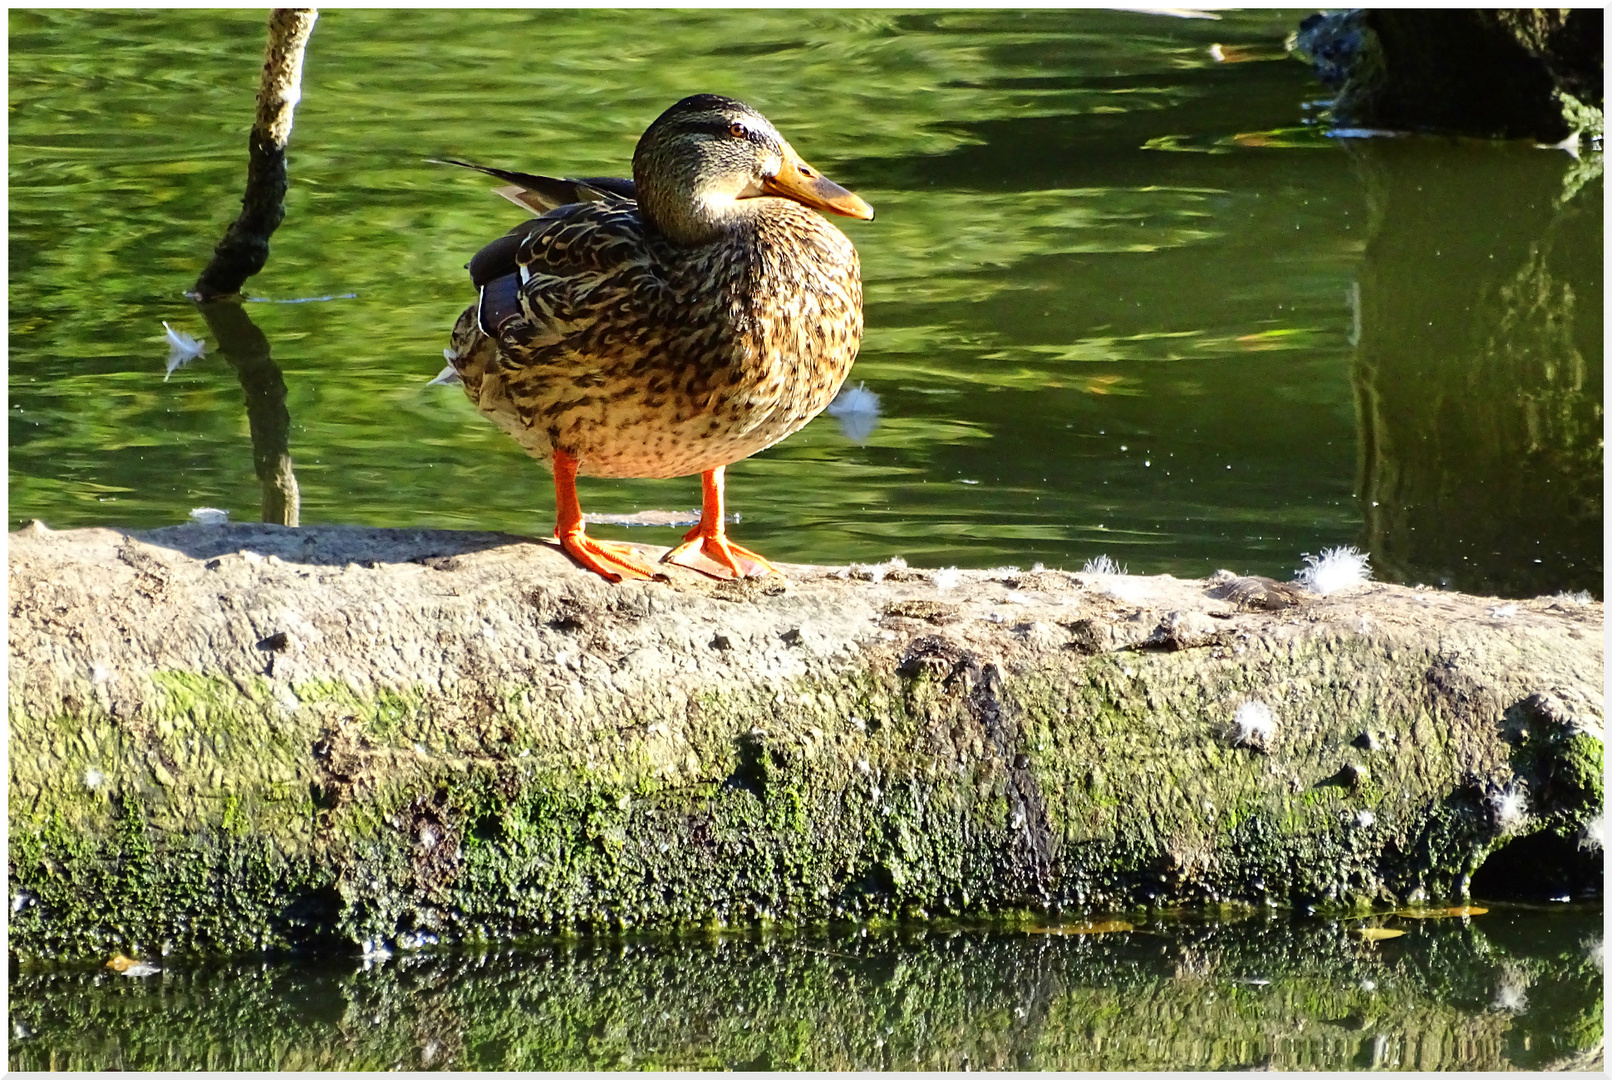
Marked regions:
[162,321,207,381]
[188,507,229,526]
[428,364,463,386]
[825,381,881,444]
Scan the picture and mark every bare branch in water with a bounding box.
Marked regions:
[188,9,318,301]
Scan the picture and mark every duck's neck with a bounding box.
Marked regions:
[635,169,759,247]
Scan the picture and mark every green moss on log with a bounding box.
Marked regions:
[11,637,1593,960]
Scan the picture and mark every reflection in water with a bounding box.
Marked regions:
[1348,140,1602,597]
[8,908,1602,1071]
[193,301,300,526]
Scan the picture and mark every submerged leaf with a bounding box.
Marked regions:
[1391,905,1488,919]
[1355,928,1406,941]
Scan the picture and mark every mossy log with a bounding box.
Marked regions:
[8,522,1604,961]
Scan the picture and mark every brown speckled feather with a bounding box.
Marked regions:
[449,195,862,479]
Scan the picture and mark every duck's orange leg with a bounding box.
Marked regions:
[662,466,780,579]
[551,448,661,582]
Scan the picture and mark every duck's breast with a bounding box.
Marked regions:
[672,204,864,457]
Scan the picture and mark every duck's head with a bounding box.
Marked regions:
[632,93,874,245]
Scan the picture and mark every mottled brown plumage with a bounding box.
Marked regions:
[444,94,872,582]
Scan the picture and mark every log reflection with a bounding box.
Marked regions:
[193,299,300,526]
[9,911,1603,1071]
[1349,140,1603,598]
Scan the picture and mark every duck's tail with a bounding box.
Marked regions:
[427,158,636,214]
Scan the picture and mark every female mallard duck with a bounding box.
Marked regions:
[443,94,873,582]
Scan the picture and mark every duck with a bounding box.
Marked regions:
[442,94,874,583]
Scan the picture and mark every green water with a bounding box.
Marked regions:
[10,907,1602,1070]
[10,8,1600,594]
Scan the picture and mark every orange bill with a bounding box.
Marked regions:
[761,152,874,220]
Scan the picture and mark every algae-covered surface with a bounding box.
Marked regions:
[9,905,1602,1070]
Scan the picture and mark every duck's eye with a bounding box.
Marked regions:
[728,122,748,139]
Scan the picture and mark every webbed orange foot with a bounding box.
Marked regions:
[662,533,779,579]
[658,465,782,580]
[557,528,663,583]
[548,447,663,583]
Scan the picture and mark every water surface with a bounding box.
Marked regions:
[10,8,1600,594]
[10,905,1602,1071]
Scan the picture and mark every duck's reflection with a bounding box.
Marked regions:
[191,299,300,526]
[1348,139,1602,598]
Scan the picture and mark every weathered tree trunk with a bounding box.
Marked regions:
[1291,8,1603,143]
[7,522,1603,961]
[189,8,318,301]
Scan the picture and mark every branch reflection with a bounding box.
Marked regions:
[192,299,301,526]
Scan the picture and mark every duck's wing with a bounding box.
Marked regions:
[429,158,636,214]
[442,158,641,286]
[474,200,666,357]
[467,218,545,287]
